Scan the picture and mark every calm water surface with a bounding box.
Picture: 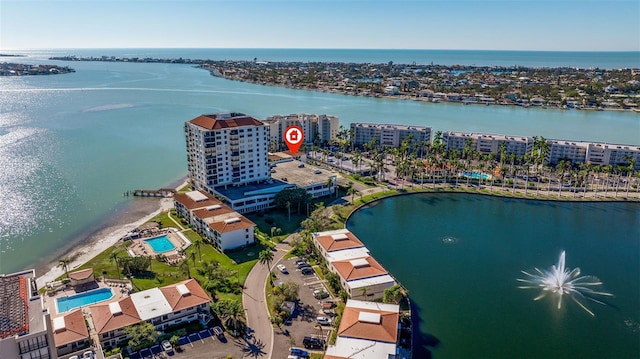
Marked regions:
[347,193,640,358]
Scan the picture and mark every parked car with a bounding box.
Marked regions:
[297,262,311,269]
[68,356,79,359]
[161,340,174,353]
[295,259,307,266]
[303,336,326,349]
[290,347,310,358]
[82,351,94,359]
[301,267,314,275]
[213,326,224,339]
[313,289,329,299]
[298,163,305,168]
[316,316,331,325]
[314,169,322,174]
[277,264,288,274]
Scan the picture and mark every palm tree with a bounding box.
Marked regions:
[179,259,191,279]
[109,251,122,279]
[258,250,274,284]
[58,258,70,279]
[189,250,197,265]
[347,186,358,202]
[193,237,203,262]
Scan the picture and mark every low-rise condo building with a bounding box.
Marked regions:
[324,299,401,359]
[89,279,210,349]
[443,131,533,158]
[0,269,58,359]
[351,123,431,148]
[174,190,255,251]
[51,309,90,357]
[313,229,395,301]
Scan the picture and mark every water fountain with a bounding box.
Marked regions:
[518,251,613,316]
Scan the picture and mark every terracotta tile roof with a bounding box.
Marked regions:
[189,114,264,130]
[337,306,399,343]
[332,256,387,282]
[192,206,234,220]
[174,192,223,211]
[159,279,211,312]
[52,309,89,347]
[89,297,141,334]
[68,268,94,281]
[315,231,364,252]
[208,215,255,233]
[0,275,28,338]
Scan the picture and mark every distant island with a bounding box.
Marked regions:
[1,62,75,76]
[0,53,25,57]
[47,55,640,111]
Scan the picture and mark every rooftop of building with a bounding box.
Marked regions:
[271,159,335,189]
[174,191,225,211]
[0,269,45,339]
[313,229,365,253]
[67,268,94,281]
[214,180,294,201]
[188,113,264,130]
[337,300,400,343]
[332,256,388,282]
[351,122,431,131]
[326,247,371,263]
[51,309,89,347]
[324,337,397,359]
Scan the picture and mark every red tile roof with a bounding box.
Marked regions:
[315,231,364,252]
[174,192,223,211]
[89,297,141,334]
[332,256,388,282]
[189,114,263,130]
[208,215,255,234]
[52,309,89,347]
[159,279,211,312]
[337,306,399,343]
[0,275,28,338]
[68,268,94,281]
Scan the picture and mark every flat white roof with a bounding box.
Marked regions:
[224,217,241,224]
[206,204,221,211]
[176,284,190,296]
[325,337,396,359]
[347,274,396,288]
[313,228,350,237]
[358,311,381,324]
[108,302,122,315]
[346,299,400,313]
[331,233,349,241]
[349,258,370,268]
[130,288,173,320]
[326,247,370,263]
[186,191,209,202]
[53,316,65,331]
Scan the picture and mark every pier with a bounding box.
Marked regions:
[128,188,175,198]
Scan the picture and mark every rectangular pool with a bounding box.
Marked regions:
[56,287,113,313]
[144,235,176,253]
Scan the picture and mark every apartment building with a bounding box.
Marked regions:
[0,269,58,359]
[174,190,255,251]
[443,131,533,158]
[351,123,431,148]
[185,113,270,194]
[324,300,401,359]
[88,279,210,349]
[312,229,396,301]
[51,310,90,357]
[263,113,338,149]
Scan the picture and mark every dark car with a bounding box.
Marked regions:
[303,336,326,349]
[300,267,314,275]
[212,326,224,339]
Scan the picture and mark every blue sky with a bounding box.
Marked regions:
[1,0,638,51]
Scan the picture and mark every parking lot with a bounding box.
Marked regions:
[127,327,250,359]
[271,255,336,359]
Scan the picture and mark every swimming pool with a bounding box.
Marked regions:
[145,235,176,253]
[56,287,113,313]
[462,171,491,180]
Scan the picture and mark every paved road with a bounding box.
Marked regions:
[242,241,290,358]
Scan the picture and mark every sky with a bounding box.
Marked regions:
[1,0,639,51]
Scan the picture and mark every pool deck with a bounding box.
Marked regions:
[44,278,132,317]
[127,228,190,264]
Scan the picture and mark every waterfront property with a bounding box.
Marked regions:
[263,113,339,150]
[0,269,58,359]
[56,287,114,313]
[51,309,90,357]
[351,122,431,148]
[127,229,189,261]
[324,299,404,359]
[443,131,533,158]
[88,279,211,349]
[174,190,256,251]
[313,229,395,301]
[144,235,176,253]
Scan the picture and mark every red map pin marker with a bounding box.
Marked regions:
[284,125,304,155]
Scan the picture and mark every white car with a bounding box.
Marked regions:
[81,351,94,359]
[161,339,174,353]
[277,264,288,274]
[316,316,331,325]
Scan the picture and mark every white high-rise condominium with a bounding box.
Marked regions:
[185,113,270,194]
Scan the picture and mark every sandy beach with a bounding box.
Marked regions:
[35,179,187,288]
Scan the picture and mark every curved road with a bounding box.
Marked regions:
[242,242,290,358]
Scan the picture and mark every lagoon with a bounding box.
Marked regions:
[347,193,640,358]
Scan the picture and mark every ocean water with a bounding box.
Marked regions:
[0,49,638,275]
[347,194,640,358]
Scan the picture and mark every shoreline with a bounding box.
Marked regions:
[35,178,187,288]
